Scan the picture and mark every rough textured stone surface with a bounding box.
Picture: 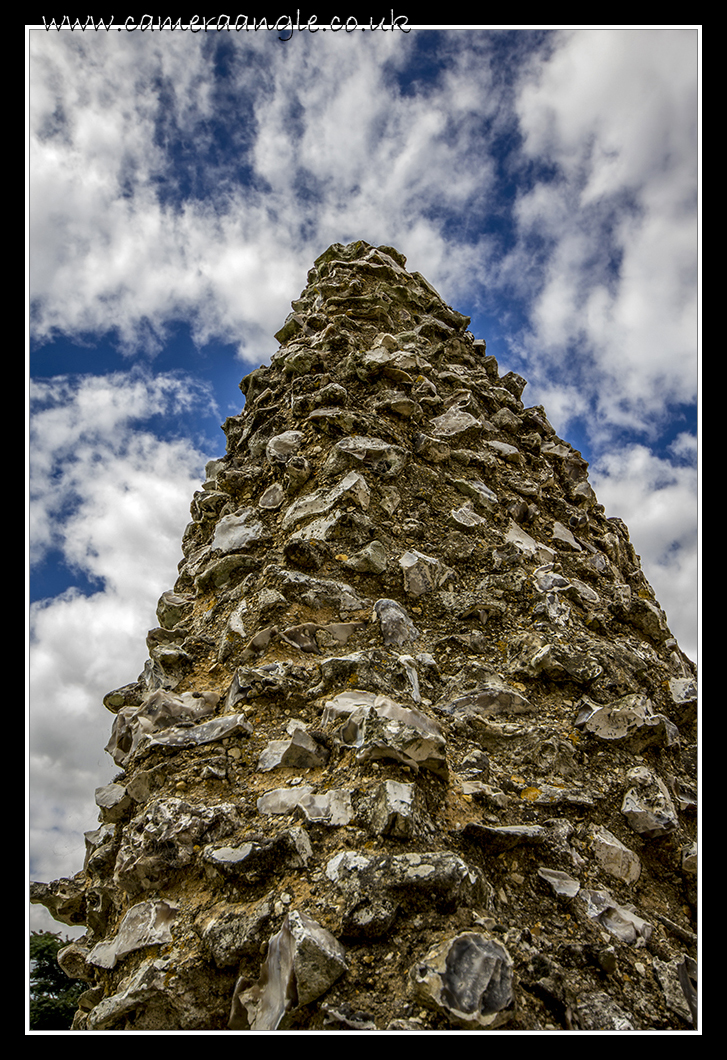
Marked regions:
[31,241,698,1031]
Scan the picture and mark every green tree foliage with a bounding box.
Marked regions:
[29,932,84,1030]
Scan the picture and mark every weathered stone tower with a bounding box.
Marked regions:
[31,241,697,1031]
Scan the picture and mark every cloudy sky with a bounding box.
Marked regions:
[28,25,699,931]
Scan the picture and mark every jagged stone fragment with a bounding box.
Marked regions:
[88,900,177,969]
[230,911,347,1030]
[621,766,679,837]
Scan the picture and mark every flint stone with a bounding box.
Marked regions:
[621,766,679,838]
[265,431,303,465]
[57,941,93,982]
[87,957,173,1030]
[436,676,532,719]
[211,508,264,552]
[285,454,312,491]
[484,440,521,463]
[430,408,483,441]
[322,435,410,480]
[552,521,582,551]
[452,478,498,510]
[410,933,515,1029]
[94,782,132,823]
[326,851,487,921]
[449,503,487,529]
[374,598,420,646]
[537,866,581,897]
[575,694,679,749]
[344,540,388,574]
[628,597,670,642]
[231,910,347,1031]
[505,521,556,563]
[400,550,452,597]
[282,471,370,530]
[200,895,275,968]
[572,992,635,1031]
[88,899,177,969]
[368,780,419,838]
[257,727,330,772]
[204,828,312,878]
[30,872,87,927]
[322,689,447,776]
[258,482,286,510]
[669,676,698,711]
[114,799,242,894]
[269,566,371,615]
[156,590,193,630]
[589,825,641,883]
[413,433,451,464]
[306,406,359,433]
[256,786,354,825]
[579,888,652,943]
[144,713,253,752]
[105,689,221,766]
[653,956,696,1025]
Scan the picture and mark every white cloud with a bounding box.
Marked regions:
[590,442,699,664]
[29,371,214,895]
[512,29,698,438]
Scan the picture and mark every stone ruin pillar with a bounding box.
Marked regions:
[31,240,698,1031]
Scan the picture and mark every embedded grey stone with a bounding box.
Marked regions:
[230,911,346,1030]
[374,598,420,646]
[269,566,370,614]
[628,597,670,642]
[484,439,521,463]
[265,430,303,465]
[257,727,329,772]
[322,689,447,776]
[589,825,641,883]
[571,992,635,1031]
[653,956,695,1025]
[575,694,679,749]
[370,780,415,835]
[344,540,388,574]
[504,521,556,563]
[258,482,285,510]
[452,478,498,510]
[282,471,370,529]
[114,799,242,895]
[551,520,582,550]
[413,432,451,464]
[88,899,177,969]
[621,766,679,837]
[400,549,453,597]
[430,408,483,441]
[200,895,275,968]
[285,454,312,491]
[537,867,581,897]
[410,933,515,1029]
[104,689,221,766]
[87,957,173,1030]
[156,590,193,630]
[436,676,532,719]
[211,508,264,552]
[579,888,652,943]
[256,786,314,816]
[94,782,132,823]
[449,502,487,529]
[323,435,408,480]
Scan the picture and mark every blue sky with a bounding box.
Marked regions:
[28,25,699,927]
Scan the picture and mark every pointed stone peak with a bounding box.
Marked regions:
[31,243,697,1032]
